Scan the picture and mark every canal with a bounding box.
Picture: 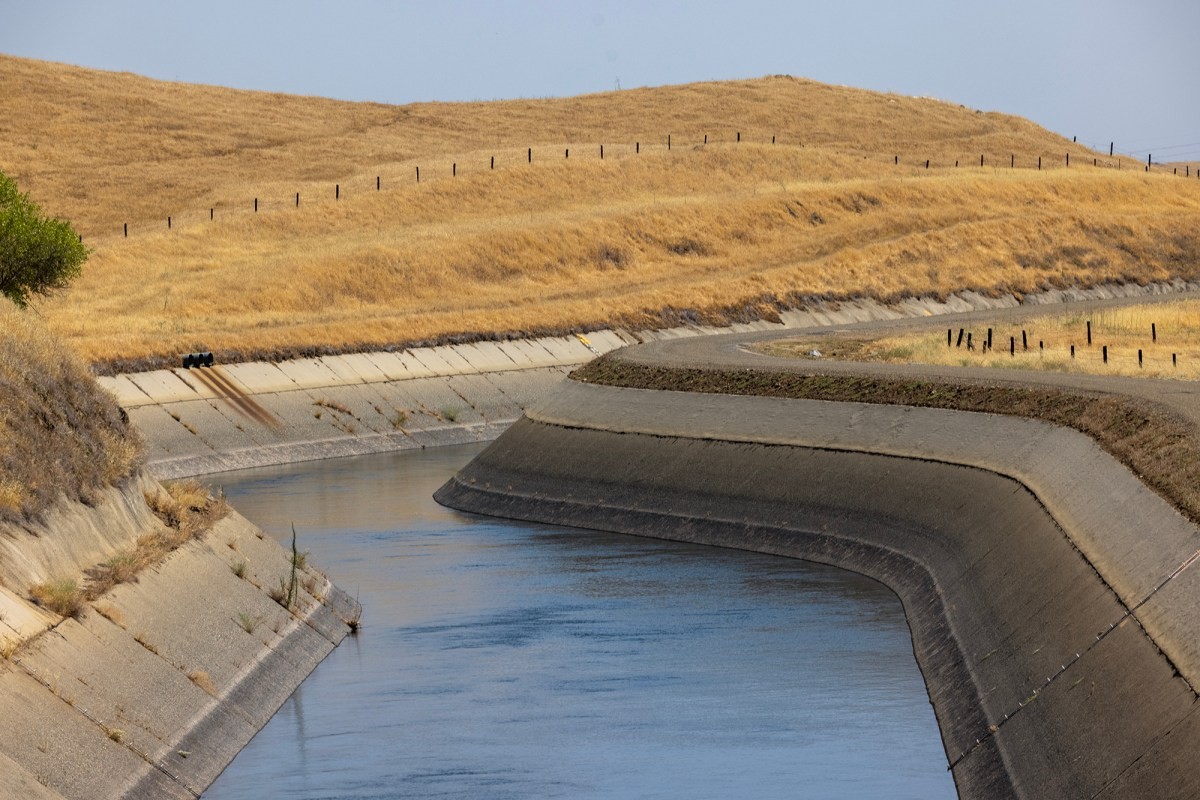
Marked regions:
[202,443,955,799]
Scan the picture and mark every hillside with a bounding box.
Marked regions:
[2,54,1198,369]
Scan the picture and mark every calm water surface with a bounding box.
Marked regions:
[201,444,955,800]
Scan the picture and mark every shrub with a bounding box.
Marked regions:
[0,170,88,308]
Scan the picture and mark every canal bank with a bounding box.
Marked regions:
[83,278,1200,798]
[435,357,1200,799]
[0,470,361,799]
[106,280,1200,480]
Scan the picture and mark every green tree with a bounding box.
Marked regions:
[0,170,88,307]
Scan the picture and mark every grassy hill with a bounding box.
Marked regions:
[2,54,1198,370]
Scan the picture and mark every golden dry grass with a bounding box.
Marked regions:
[0,300,143,522]
[2,54,1199,369]
[763,300,1200,379]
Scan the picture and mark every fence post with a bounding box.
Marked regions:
[416,166,420,183]
[600,144,604,159]
[254,197,258,212]
[296,192,299,207]
[491,156,495,169]
[528,147,532,163]
[772,135,775,144]
[1066,153,1070,167]
[377,176,380,191]
[926,159,929,169]
[894,155,898,165]
[124,223,127,238]
[210,208,214,221]
[636,142,640,153]
[980,154,984,167]
[668,134,671,150]
[1011,154,1014,168]
[336,184,340,200]
[1038,156,1042,170]
[1110,142,1114,156]
[564,149,568,159]
[168,216,171,229]
[453,162,457,176]
[703,134,707,144]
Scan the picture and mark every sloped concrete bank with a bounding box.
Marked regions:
[105,280,1200,479]
[435,379,1200,799]
[0,473,360,799]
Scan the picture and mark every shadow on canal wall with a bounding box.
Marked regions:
[435,379,1200,800]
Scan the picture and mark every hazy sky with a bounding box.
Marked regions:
[3,1,1198,160]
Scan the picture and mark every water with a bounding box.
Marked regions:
[201,444,955,800]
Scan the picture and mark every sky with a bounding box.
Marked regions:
[2,0,1198,161]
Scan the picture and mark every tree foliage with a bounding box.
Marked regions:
[0,170,88,307]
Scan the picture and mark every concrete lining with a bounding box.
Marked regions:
[436,377,1200,799]
[0,481,360,799]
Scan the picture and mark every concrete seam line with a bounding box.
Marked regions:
[12,641,198,797]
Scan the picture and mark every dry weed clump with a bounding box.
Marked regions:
[29,578,85,618]
[143,480,230,550]
[0,301,143,524]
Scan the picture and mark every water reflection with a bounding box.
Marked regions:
[202,444,954,800]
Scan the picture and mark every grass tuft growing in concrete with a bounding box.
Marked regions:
[29,579,85,618]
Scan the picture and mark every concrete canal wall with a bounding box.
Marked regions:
[435,379,1200,800]
[0,473,360,799]
[105,280,1200,480]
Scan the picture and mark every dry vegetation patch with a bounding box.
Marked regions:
[0,301,142,523]
[27,480,229,617]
